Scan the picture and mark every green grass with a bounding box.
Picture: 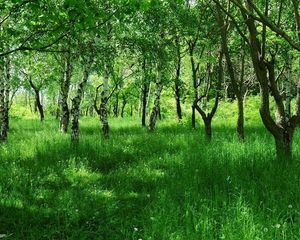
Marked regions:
[0,105,300,239]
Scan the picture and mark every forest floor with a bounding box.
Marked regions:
[0,113,300,239]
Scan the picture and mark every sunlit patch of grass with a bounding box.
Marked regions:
[63,159,102,187]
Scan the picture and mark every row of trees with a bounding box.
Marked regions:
[0,0,299,162]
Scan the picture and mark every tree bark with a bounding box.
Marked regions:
[216,4,245,140]
[204,118,212,141]
[284,54,292,119]
[141,59,149,127]
[174,35,182,122]
[28,78,44,121]
[113,92,119,117]
[4,58,10,130]
[99,66,109,138]
[149,65,163,131]
[71,66,90,144]
[121,95,127,118]
[237,96,244,140]
[0,60,7,141]
[59,51,71,133]
[87,90,94,117]
[275,133,293,161]
[188,40,199,129]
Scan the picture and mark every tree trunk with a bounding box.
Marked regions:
[4,58,10,130]
[121,95,127,118]
[191,106,196,128]
[149,66,163,131]
[204,118,212,141]
[59,52,71,133]
[285,54,292,119]
[99,66,109,138]
[71,66,90,144]
[113,93,119,117]
[175,82,182,122]
[237,96,244,141]
[216,5,245,141]
[0,61,7,141]
[243,5,299,162]
[174,35,182,122]
[28,78,44,121]
[35,92,44,121]
[158,104,162,120]
[141,58,149,127]
[87,90,94,117]
[188,41,199,129]
[194,51,223,142]
[146,82,152,113]
[141,82,148,127]
[275,133,293,162]
[130,104,133,117]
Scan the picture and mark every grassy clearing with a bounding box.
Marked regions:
[0,109,300,239]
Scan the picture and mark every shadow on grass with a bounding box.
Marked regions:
[1,118,300,239]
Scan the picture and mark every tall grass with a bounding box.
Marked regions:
[0,108,299,239]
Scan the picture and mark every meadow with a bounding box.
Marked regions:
[0,99,300,240]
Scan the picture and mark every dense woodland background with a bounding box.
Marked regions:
[0,0,300,239]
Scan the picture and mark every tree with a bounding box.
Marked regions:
[215,0,300,160]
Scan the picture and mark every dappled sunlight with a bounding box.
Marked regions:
[0,117,300,239]
[63,162,102,187]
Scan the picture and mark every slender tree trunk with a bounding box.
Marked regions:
[146,82,152,113]
[71,66,90,143]
[4,58,10,130]
[0,60,7,141]
[216,5,245,141]
[138,87,142,117]
[158,104,162,120]
[59,52,71,133]
[285,54,292,118]
[28,78,44,121]
[121,95,127,118]
[141,58,149,126]
[149,66,163,131]
[175,83,182,122]
[113,93,119,117]
[141,83,149,127]
[188,41,199,129]
[87,90,94,117]
[192,106,196,128]
[174,35,183,122]
[99,66,109,137]
[35,92,44,121]
[237,96,244,140]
